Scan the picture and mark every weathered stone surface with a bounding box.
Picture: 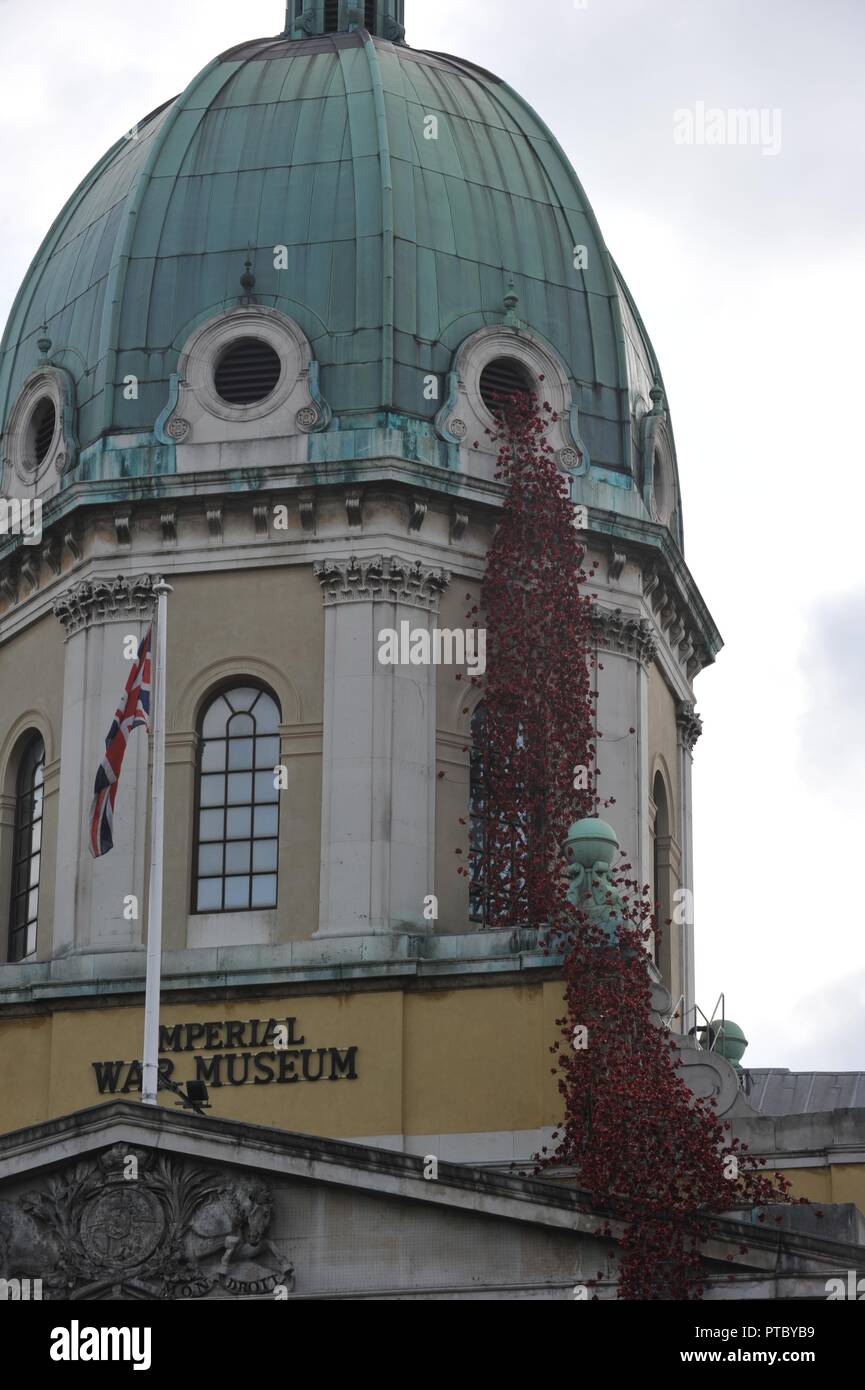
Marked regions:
[0,1101,861,1301]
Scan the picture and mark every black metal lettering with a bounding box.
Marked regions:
[328,1046,358,1081]
[91,1061,125,1094]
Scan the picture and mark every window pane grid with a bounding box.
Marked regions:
[193,688,280,913]
[8,736,44,962]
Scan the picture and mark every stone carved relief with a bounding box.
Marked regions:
[53,574,164,636]
[0,1145,294,1301]
[315,554,450,610]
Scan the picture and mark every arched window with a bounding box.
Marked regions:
[652,769,672,983]
[469,705,490,923]
[468,705,527,926]
[193,686,281,913]
[8,734,45,962]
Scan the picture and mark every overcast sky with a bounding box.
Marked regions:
[1,0,863,1071]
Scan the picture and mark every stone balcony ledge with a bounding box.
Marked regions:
[0,927,561,1009]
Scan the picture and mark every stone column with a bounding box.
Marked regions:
[676,701,703,1023]
[52,576,160,954]
[592,608,658,892]
[314,555,449,936]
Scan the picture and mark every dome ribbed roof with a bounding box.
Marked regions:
[0,30,664,474]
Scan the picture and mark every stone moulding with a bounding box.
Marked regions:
[435,325,589,473]
[642,561,711,679]
[314,554,450,610]
[53,573,164,637]
[3,363,80,490]
[591,605,658,667]
[156,308,332,446]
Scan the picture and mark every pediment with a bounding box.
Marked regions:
[0,1100,858,1301]
[0,1101,593,1301]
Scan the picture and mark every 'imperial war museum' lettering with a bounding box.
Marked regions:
[91,1017,359,1094]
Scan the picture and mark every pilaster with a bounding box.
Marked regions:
[51,575,160,954]
[592,606,657,889]
[676,700,703,1020]
[314,555,449,936]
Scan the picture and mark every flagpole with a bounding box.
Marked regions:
[142,579,172,1106]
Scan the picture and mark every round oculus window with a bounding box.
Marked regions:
[479,357,534,413]
[213,338,282,406]
[652,447,670,522]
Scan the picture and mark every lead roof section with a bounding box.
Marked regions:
[0,33,657,480]
[748,1070,865,1116]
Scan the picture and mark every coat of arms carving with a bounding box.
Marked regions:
[0,1145,294,1300]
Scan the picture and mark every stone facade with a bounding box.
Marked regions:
[1,1101,860,1301]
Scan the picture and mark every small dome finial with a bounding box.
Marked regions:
[503,275,520,326]
[650,376,665,416]
[240,249,256,303]
[37,321,52,364]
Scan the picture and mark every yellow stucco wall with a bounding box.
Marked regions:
[647,663,681,834]
[2,988,863,1219]
[0,981,563,1140]
[161,567,325,942]
[774,1164,865,1211]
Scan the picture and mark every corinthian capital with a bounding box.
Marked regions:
[314,555,450,611]
[53,573,164,637]
[676,701,703,753]
[591,605,657,668]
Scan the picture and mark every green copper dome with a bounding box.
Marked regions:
[0,10,672,492]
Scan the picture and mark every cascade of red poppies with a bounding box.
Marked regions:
[469,390,800,1300]
[461,386,597,927]
[544,894,799,1299]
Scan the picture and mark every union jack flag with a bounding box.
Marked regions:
[89,628,152,858]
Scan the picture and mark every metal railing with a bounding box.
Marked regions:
[662,992,726,1050]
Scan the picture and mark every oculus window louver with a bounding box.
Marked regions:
[365,1,376,32]
[214,338,282,405]
[324,0,340,32]
[31,398,56,465]
[479,358,533,413]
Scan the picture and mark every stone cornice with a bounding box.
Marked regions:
[591,605,657,667]
[584,511,722,665]
[314,554,450,610]
[52,573,163,636]
[0,930,557,1012]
